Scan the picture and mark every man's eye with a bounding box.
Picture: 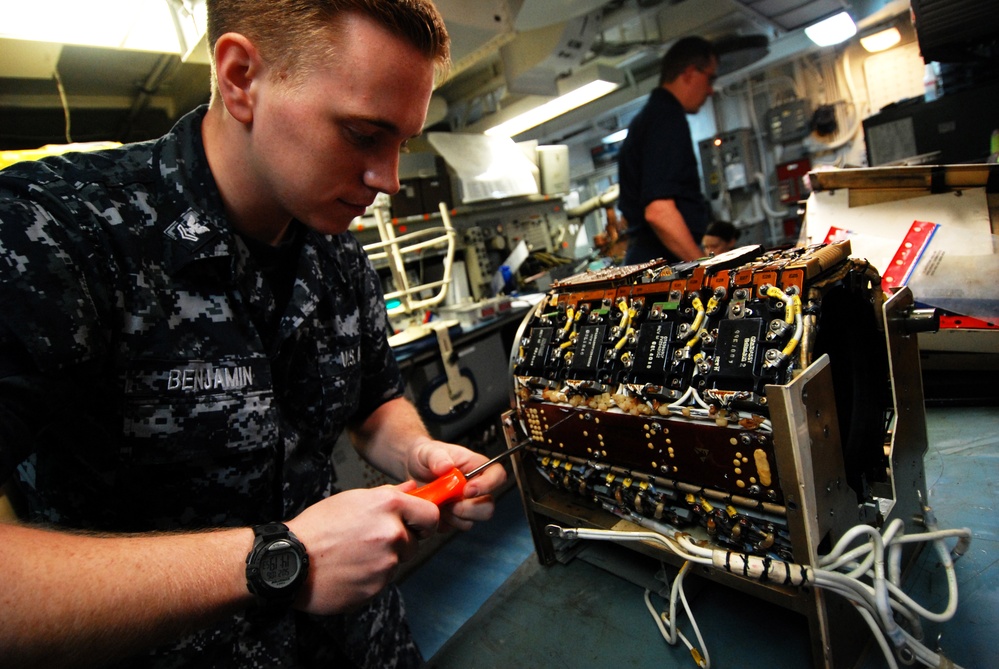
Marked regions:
[346,127,376,147]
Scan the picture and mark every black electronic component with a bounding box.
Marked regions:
[631,321,675,383]
[519,327,553,375]
[569,325,607,376]
[713,317,765,381]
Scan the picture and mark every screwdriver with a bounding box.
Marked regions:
[408,441,530,506]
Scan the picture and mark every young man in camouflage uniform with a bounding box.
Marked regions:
[0,1,504,667]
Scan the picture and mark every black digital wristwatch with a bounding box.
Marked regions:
[245,522,310,605]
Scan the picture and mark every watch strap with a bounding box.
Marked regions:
[253,522,290,540]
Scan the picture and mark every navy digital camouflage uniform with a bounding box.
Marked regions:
[0,105,422,668]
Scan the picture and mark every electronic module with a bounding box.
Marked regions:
[509,241,891,561]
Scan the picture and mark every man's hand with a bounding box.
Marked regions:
[285,484,439,614]
[407,438,506,531]
[348,397,507,532]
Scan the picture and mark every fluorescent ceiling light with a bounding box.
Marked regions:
[602,128,629,144]
[860,26,901,53]
[486,66,624,138]
[0,0,207,56]
[804,12,857,47]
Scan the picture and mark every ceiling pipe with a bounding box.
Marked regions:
[117,54,181,141]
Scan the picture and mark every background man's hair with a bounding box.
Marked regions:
[659,36,717,85]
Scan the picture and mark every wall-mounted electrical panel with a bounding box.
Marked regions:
[698,128,760,198]
[776,158,812,204]
[767,100,812,144]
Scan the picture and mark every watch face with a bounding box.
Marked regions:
[260,540,302,588]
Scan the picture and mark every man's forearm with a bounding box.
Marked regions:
[645,199,704,261]
[0,521,253,668]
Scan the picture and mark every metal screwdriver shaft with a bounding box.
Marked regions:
[462,440,530,479]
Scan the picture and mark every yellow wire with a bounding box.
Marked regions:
[781,294,803,356]
[562,306,575,333]
[615,326,634,350]
[686,296,705,346]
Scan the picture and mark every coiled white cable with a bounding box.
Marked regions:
[546,514,972,669]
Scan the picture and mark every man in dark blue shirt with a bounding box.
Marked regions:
[619,37,718,265]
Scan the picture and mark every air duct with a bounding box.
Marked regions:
[501,11,604,96]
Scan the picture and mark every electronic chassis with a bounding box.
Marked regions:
[501,241,969,669]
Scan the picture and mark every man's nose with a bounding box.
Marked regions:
[365,151,401,196]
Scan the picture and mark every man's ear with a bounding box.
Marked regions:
[214,32,261,125]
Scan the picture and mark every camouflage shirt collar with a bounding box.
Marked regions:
[156,105,238,276]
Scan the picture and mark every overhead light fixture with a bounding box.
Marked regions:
[860,26,902,53]
[485,65,625,138]
[602,128,629,144]
[0,0,207,59]
[804,11,857,47]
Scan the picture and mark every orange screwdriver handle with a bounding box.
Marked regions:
[408,467,468,506]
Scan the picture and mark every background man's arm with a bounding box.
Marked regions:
[645,198,704,261]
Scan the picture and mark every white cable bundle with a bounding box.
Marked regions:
[547,509,972,669]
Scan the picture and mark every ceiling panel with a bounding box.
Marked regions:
[732,0,847,31]
[0,0,873,150]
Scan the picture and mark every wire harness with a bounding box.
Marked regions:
[546,508,971,669]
